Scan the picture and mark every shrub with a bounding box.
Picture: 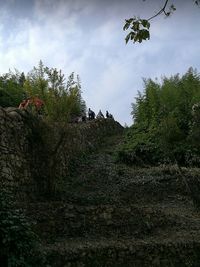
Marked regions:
[0,188,45,267]
[117,68,200,166]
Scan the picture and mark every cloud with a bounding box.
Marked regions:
[0,0,200,126]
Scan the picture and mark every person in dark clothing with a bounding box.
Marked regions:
[88,108,95,120]
[106,110,114,119]
[97,109,104,119]
[82,114,86,122]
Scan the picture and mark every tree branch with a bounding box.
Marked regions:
[147,0,169,21]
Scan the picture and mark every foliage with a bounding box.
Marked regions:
[0,70,25,107]
[123,17,150,43]
[124,0,199,44]
[0,188,45,266]
[24,61,86,121]
[117,67,200,166]
[0,60,86,122]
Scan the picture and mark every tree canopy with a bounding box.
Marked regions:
[0,61,86,122]
[117,67,200,166]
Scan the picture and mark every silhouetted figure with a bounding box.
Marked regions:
[110,113,114,119]
[106,110,114,119]
[96,109,104,119]
[82,114,86,122]
[88,108,95,120]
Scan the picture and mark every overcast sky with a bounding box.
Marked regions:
[0,0,200,125]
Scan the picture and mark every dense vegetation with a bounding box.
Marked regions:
[0,60,86,122]
[118,67,200,166]
[0,189,45,266]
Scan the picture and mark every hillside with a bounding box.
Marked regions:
[26,139,200,267]
[1,107,200,266]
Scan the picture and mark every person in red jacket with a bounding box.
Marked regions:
[18,98,30,109]
[19,96,44,113]
[33,96,44,110]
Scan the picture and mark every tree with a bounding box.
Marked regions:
[0,70,25,107]
[22,61,87,121]
[118,67,200,166]
[124,0,200,44]
[0,61,87,123]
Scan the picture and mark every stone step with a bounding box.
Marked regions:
[62,174,188,206]
[44,234,200,267]
[23,202,200,242]
[64,160,192,205]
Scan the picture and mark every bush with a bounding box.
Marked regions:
[117,68,200,166]
[116,125,163,165]
[0,188,45,267]
[0,61,86,123]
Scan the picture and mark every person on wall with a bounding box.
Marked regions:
[96,110,104,119]
[106,110,114,119]
[88,108,95,120]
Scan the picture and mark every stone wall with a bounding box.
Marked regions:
[0,107,36,199]
[0,107,123,199]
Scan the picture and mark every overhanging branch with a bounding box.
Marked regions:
[147,0,169,21]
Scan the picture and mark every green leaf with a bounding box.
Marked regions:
[123,21,130,31]
[170,4,176,11]
[132,21,140,31]
[125,32,133,44]
[141,19,148,28]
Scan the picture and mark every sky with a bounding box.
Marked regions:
[0,0,200,126]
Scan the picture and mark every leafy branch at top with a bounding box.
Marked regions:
[124,18,151,44]
[124,0,199,44]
